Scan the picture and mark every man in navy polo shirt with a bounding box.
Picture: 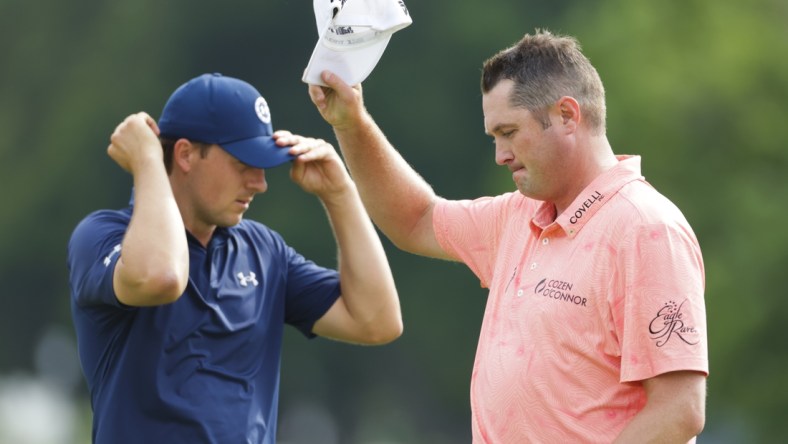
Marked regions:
[67,73,403,444]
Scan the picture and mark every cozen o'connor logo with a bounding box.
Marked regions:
[534,278,587,307]
[535,279,549,293]
[649,299,700,347]
[255,97,271,124]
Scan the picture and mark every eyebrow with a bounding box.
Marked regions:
[485,123,517,136]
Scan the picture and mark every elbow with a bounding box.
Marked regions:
[684,401,706,439]
[115,251,190,306]
[389,236,416,255]
[149,271,189,304]
[387,230,428,257]
[371,319,404,345]
[360,313,404,345]
[676,388,706,440]
[118,268,188,306]
[385,203,439,257]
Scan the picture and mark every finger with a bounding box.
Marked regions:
[322,70,362,100]
[106,143,128,171]
[289,137,319,157]
[321,70,346,90]
[142,113,161,136]
[308,84,326,108]
[110,125,123,145]
[274,131,304,149]
[273,130,294,144]
[294,141,334,163]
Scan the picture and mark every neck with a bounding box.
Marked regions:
[170,177,216,247]
[553,135,617,216]
[184,221,216,248]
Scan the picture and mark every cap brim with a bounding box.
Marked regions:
[221,136,295,169]
[302,33,392,86]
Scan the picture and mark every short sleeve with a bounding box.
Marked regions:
[281,243,341,338]
[614,221,708,382]
[67,210,130,308]
[433,193,530,288]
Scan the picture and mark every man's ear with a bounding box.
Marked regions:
[556,96,581,133]
[172,138,195,172]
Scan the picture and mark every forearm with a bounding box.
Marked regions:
[332,112,440,255]
[321,184,401,341]
[116,157,189,305]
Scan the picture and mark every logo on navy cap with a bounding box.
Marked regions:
[255,97,271,124]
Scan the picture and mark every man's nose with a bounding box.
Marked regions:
[494,142,512,166]
[247,168,268,193]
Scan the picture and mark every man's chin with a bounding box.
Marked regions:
[516,184,542,201]
[218,215,244,228]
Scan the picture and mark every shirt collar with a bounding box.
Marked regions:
[532,155,644,238]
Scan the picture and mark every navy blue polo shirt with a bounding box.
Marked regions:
[67,206,341,444]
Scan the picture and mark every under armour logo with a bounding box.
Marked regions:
[236,271,258,287]
[103,244,121,267]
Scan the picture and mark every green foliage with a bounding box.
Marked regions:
[2,0,786,441]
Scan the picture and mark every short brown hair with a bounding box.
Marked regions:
[481,30,606,134]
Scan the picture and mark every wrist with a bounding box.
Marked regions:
[318,181,360,209]
[332,109,373,134]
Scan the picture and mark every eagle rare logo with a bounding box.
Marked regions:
[648,299,700,347]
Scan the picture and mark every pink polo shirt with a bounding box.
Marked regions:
[433,156,707,443]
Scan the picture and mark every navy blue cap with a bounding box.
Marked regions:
[158,73,295,168]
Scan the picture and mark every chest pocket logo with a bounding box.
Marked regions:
[236,271,259,287]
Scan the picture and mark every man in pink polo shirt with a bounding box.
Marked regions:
[307,29,708,443]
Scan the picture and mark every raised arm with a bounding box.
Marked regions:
[108,113,189,306]
[308,71,451,260]
[275,131,402,345]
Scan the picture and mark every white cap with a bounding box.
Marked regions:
[302,0,412,86]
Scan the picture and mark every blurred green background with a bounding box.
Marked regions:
[1,0,786,442]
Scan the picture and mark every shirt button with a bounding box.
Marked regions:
[530,263,537,270]
[542,238,549,245]
[517,289,524,297]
